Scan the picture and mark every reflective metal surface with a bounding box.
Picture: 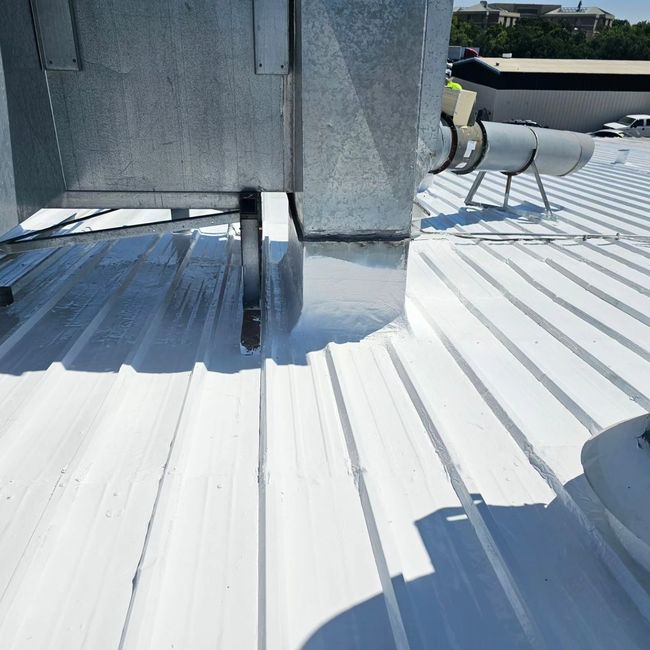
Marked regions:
[0,1,63,232]
[47,1,289,194]
[296,0,454,239]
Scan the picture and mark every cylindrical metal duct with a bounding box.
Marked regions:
[427,119,454,173]
[447,123,484,173]
[431,120,594,177]
[480,122,538,174]
[529,127,594,176]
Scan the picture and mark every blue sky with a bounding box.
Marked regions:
[453,2,648,23]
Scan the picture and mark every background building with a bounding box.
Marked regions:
[543,6,615,36]
[454,3,615,36]
[490,3,561,19]
[453,2,521,28]
[452,57,650,131]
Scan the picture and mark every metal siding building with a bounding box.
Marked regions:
[453,58,650,131]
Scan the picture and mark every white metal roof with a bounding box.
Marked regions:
[0,139,649,648]
[477,57,650,74]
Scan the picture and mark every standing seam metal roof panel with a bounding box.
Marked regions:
[0,139,648,648]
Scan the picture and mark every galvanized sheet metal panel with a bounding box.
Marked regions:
[297,0,453,238]
[417,0,456,178]
[0,1,64,231]
[47,0,289,194]
[49,189,240,209]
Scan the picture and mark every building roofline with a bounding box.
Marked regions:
[453,57,650,91]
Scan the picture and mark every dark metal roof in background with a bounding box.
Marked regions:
[453,57,650,91]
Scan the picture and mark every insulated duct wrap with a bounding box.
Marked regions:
[479,122,538,174]
[432,120,594,177]
[529,127,594,176]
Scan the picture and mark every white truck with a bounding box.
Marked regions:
[602,114,650,137]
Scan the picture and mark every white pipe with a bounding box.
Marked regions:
[431,120,594,177]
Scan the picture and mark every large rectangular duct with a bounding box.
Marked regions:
[294,0,453,239]
[45,1,290,195]
[0,0,453,240]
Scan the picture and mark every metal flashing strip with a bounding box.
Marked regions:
[0,212,239,254]
[49,191,241,210]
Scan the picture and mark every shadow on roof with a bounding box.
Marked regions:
[301,475,650,649]
[418,200,565,233]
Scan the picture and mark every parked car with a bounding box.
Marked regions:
[590,129,625,138]
[601,114,650,137]
[447,45,479,62]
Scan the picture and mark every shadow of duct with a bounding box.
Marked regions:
[301,476,650,650]
[417,200,566,233]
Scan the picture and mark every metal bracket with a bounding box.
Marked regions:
[0,287,14,307]
[239,191,262,352]
[253,0,289,74]
[170,209,190,221]
[30,0,80,71]
[464,163,554,219]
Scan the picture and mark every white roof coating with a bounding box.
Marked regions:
[0,138,649,649]
[476,57,650,75]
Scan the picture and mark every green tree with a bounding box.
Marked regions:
[450,17,650,60]
[449,15,479,47]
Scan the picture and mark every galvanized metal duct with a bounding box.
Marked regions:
[430,120,594,177]
[1,0,592,242]
[529,126,595,175]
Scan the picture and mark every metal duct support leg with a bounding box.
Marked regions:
[530,163,553,217]
[239,191,262,352]
[170,208,190,234]
[0,286,13,307]
[464,162,553,219]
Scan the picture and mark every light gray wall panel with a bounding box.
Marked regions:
[492,89,650,132]
[48,0,288,193]
[458,82,650,133]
